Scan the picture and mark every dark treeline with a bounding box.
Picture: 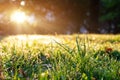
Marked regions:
[0,0,120,34]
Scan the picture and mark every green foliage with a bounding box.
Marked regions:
[100,0,120,23]
[100,12,118,21]
[0,34,120,79]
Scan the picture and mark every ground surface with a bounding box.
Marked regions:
[0,34,120,79]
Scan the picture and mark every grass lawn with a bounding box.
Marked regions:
[0,34,120,80]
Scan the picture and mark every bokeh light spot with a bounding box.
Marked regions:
[10,10,27,23]
[20,1,25,6]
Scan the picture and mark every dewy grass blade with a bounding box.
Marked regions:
[82,36,88,57]
[76,36,82,57]
[54,40,74,54]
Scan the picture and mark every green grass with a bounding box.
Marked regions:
[0,34,120,80]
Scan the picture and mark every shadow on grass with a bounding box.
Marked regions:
[94,49,120,61]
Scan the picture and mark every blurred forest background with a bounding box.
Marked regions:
[0,0,120,34]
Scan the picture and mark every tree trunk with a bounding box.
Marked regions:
[89,0,100,33]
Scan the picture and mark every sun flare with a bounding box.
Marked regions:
[10,10,27,23]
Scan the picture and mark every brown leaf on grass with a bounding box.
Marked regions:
[105,47,113,53]
[18,68,26,78]
[45,53,51,58]
[0,66,4,80]
[92,77,96,80]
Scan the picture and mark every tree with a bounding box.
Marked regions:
[100,0,120,33]
[88,0,100,33]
